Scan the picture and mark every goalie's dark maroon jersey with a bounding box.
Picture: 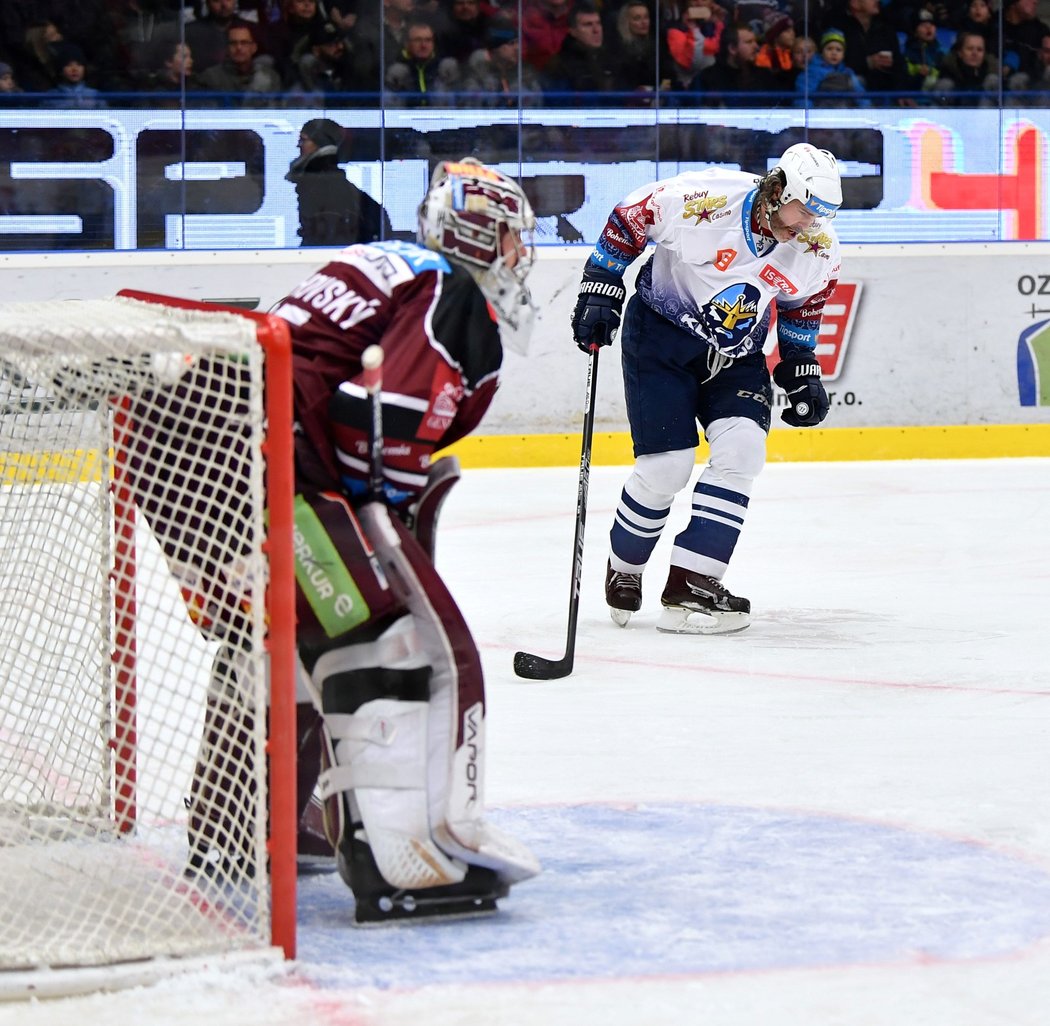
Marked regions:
[271,239,503,506]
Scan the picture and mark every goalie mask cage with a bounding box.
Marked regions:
[0,291,296,996]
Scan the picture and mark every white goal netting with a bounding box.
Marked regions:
[0,296,293,983]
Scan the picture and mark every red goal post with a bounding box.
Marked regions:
[0,289,296,993]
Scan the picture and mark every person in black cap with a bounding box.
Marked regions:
[290,19,359,97]
[286,117,393,247]
[44,42,107,108]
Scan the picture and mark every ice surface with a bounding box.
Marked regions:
[3,459,1050,1026]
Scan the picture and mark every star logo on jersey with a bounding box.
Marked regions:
[796,229,833,256]
[682,194,728,225]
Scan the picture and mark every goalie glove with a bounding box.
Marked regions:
[571,265,626,351]
[773,353,829,427]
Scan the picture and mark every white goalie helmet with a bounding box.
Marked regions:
[417,158,537,346]
[770,144,842,220]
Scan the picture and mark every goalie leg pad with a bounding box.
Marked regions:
[355,502,541,888]
[316,646,468,891]
[186,646,259,878]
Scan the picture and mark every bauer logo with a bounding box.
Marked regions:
[765,281,862,382]
[1017,319,1050,405]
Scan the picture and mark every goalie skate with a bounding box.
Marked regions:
[657,566,750,635]
[341,827,508,926]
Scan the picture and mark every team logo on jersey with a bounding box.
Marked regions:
[714,248,737,271]
[795,229,833,257]
[759,263,798,295]
[682,194,728,225]
[682,282,762,355]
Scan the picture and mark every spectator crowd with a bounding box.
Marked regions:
[2,0,1050,109]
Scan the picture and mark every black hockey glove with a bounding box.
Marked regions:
[571,266,626,352]
[773,353,829,427]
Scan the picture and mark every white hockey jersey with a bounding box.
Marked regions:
[589,167,842,359]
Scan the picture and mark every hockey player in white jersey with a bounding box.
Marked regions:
[571,143,842,634]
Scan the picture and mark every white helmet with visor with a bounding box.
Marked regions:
[770,144,842,220]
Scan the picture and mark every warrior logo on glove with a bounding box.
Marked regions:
[571,266,627,350]
[772,355,830,427]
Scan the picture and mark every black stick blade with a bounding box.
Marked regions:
[513,650,573,680]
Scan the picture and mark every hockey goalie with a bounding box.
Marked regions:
[126,158,542,923]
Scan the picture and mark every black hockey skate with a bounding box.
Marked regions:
[657,566,750,635]
[340,826,508,925]
[605,560,642,627]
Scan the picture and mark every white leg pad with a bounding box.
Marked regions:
[318,698,466,889]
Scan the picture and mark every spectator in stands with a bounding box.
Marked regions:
[289,19,359,98]
[608,0,668,99]
[955,0,998,50]
[185,0,253,74]
[106,1,188,87]
[352,0,416,79]
[1002,0,1050,80]
[460,22,545,105]
[928,28,1002,102]
[43,42,107,108]
[0,61,26,103]
[837,0,913,102]
[791,31,817,81]
[17,20,63,92]
[666,3,723,90]
[262,0,327,83]
[903,9,948,88]
[286,117,393,246]
[142,38,202,100]
[1006,30,1050,100]
[542,2,618,101]
[327,4,358,32]
[336,16,383,102]
[436,0,492,62]
[755,12,797,90]
[521,0,573,72]
[698,22,778,104]
[384,14,460,106]
[198,21,283,101]
[0,1,63,52]
[795,27,868,104]
[731,0,783,38]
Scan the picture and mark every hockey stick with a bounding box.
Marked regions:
[513,344,600,680]
[361,344,384,501]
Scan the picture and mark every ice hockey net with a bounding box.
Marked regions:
[0,291,296,992]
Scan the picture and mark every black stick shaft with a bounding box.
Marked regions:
[513,345,600,680]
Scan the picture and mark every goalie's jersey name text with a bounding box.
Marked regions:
[285,273,381,331]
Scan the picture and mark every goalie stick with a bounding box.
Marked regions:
[513,345,600,681]
[361,344,384,500]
